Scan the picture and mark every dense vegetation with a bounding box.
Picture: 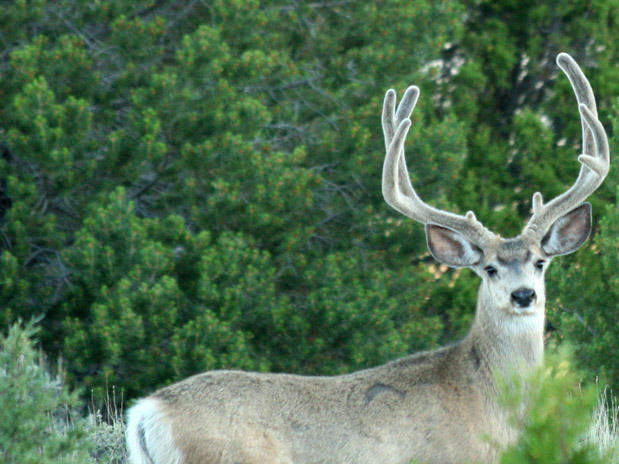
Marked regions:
[0,0,616,439]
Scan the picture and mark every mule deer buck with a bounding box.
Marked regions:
[126,53,609,464]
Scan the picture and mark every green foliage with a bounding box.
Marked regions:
[547,103,619,392]
[0,0,615,405]
[498,346,613,464]
[0,320,92,463]
[548,187,619,391]
[59,188,281,397]
[0,0,459,399]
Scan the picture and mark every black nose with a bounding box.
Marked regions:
[511,288,536,307]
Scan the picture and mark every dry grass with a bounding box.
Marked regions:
[87,387,129,464]
[587,388,618,461]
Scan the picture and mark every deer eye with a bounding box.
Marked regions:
[535,259,546,270]
[484,265,498,277]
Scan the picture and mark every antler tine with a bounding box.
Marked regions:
[523,53,610,240]
[381,88,496,249]
[557,52,598,157]
[382,86,419,202]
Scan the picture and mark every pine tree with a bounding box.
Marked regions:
[0,0,615,404]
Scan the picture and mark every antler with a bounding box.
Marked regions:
[381,86,497,249]
[522,53,610,240]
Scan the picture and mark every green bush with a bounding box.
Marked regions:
[498,346,616,464]
[0,320,92,463]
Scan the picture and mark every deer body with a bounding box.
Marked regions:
[129,336,518,464]
[126,53,609,464]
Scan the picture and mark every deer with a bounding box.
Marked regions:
[125,53,609,464]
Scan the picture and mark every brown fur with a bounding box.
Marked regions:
[150,332,509,464]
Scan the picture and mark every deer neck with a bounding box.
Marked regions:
[465,292,545,376]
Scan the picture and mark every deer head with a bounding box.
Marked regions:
[382,53,609,335]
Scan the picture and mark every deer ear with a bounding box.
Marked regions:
[541,203,592,257]
[425,224,482,268]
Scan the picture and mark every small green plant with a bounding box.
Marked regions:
[0,320,92,463]
[498,345,615,464]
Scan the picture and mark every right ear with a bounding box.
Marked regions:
[425,224,482,268]
[541,203,592,257]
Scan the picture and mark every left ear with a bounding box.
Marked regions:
[541,203,592,257]
[425,224,482,267]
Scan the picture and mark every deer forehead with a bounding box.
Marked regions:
[488,237,539,264]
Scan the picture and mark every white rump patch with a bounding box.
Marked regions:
[126,398,184,464]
